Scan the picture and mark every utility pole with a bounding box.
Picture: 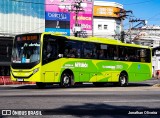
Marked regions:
[69,0,84,37]
[115,9,133,42]
[129,19,147,43]
[129,19,147,28]
[129,16,132,42]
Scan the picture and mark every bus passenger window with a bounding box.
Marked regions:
[42,36,58,65]
[64,41,81,58]
[46,43,52,58]
[85,52,92,58]
[68,48,77,58]
[124,54,128,61]
[99,49,105,59]
[64,49,69,57]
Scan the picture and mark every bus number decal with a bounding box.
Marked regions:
[75,62,88,68]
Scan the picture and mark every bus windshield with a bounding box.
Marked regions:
[12,34,40,63]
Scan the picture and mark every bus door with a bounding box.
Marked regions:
[96,44,114,82]
[63,40,82,82]
[79,42,98,82]
[127,48,151,81]
[42,35,59,82]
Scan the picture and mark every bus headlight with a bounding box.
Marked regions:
[33,68,39,74]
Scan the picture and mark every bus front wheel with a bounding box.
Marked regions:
[36,82,46,89]
[119,73,128,87]
[60,72,73,88]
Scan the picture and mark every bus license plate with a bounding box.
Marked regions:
[17,78,24,82]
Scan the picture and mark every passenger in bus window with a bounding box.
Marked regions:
[64,49,69,57]
[92,48,97,59]
[85,52,91,58]
[77,49,81,58]
[135,55,140,62]
[73,48,78,57]
[30,50,39,62]
[68,49,76,58]
[125,54,129,61]
[99,49,105,59]
[46,43,52,58]
[129,55,134,61]
[114,50,118,60]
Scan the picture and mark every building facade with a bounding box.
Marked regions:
[0,0,44,36]
[93,1,123,38]
[0,0,123,37]
[0,0,123,76]
[0,0,44,76]
[131,25,160,48]
[131,25,160,77]
[45,0,93,36]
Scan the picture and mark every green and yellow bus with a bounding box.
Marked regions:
[11,32,152,88]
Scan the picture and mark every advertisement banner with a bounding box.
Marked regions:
[45,0,93,36]
[45,0,93,14]
[45,20,70,29]
[45,12,70,21]
[70,13,92,30]
[93,6,121,18]
[45,28,70,36]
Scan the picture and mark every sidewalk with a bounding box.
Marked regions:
[0,76,160,87]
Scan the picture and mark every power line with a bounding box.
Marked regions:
[147,12,160,21]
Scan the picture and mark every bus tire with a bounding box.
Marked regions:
[60,72,74,88]
[119,72,128,87]
[36,82,46,89]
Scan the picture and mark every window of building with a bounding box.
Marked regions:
[104,25,108,30]
[116,25,120,34]
[98,24,102,30]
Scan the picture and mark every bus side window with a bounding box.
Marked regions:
[146,49,151,62]
[67,48,77,58]
[107,45,118,60]
[42,35,58,64]
[64,40,81,58]
[83,43,94,59]
[64,49,69,57]
[139,49,151,63]
[99,49,105,59]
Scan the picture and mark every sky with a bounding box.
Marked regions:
[98,0,160,29]
[1,0,159,31]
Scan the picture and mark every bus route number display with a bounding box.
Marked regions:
[17,35,38,41]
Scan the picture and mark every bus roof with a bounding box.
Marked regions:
[38,32,151,49]
[67,36,151,48]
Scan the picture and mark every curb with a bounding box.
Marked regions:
[153,84,160,87]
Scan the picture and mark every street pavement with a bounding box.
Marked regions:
[0,78,160,118]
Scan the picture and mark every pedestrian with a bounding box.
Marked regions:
[156,70,159,79]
